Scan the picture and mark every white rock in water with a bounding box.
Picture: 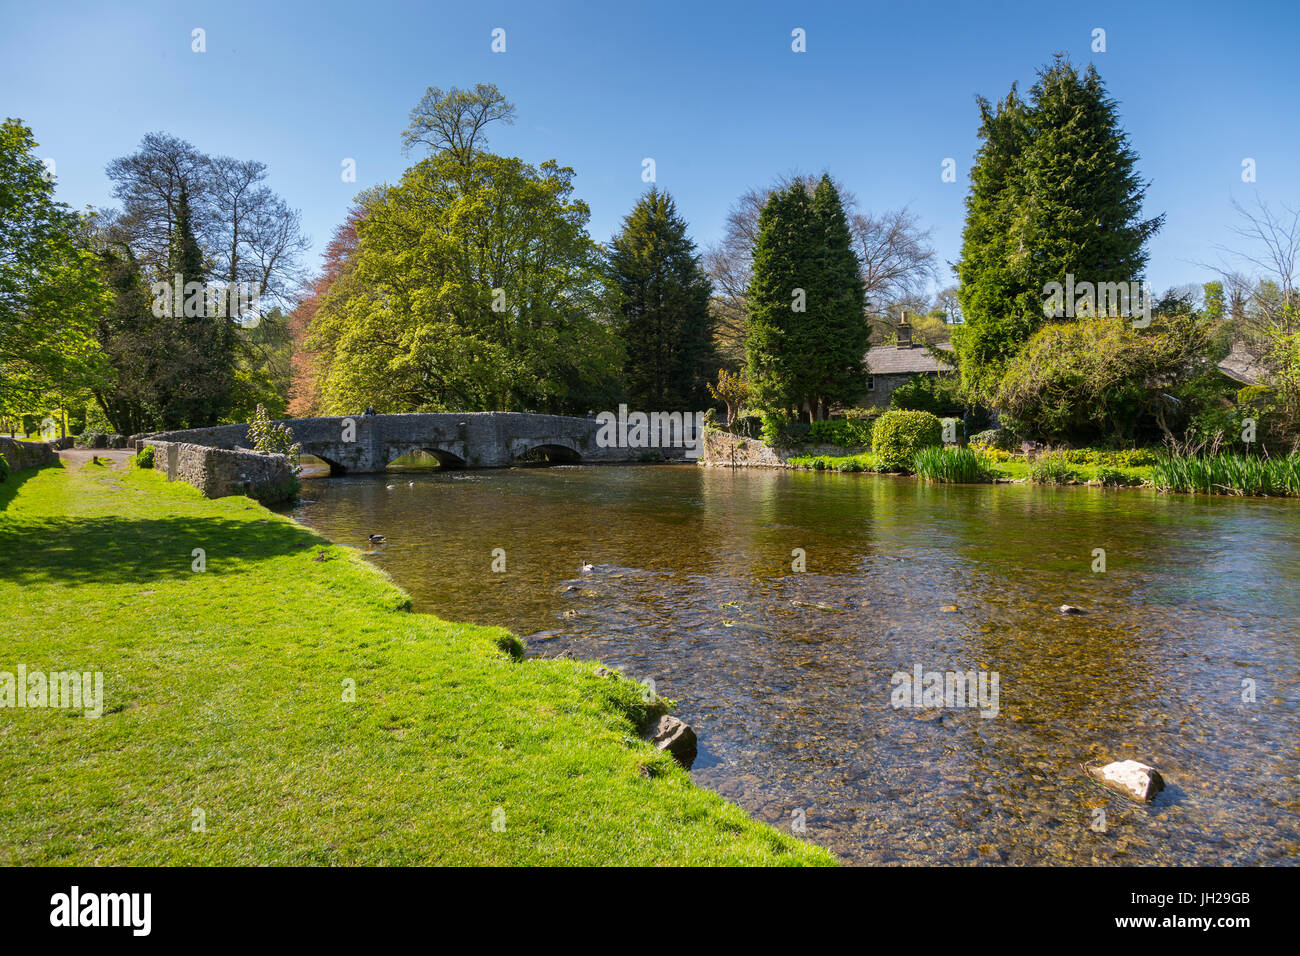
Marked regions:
[1089,759,1165,802]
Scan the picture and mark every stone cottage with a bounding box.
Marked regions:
[860,314,955,408]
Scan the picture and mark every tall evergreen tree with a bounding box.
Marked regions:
[745,178,866,419]
[163,182,236,428]
[745,184,821,414]
[608,188,715,408]
[807,175,867,418]
[954,57,1163,403]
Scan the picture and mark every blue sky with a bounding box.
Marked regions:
[3,0,1297,296]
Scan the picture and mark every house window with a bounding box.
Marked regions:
[867,376,875,392]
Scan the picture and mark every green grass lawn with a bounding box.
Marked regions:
[0,462,833,866]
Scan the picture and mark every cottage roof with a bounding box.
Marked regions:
[864,342,954,375]
[1216,347,1267,386]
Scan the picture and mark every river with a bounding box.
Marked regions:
[292,463,1300,865]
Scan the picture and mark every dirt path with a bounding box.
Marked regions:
[57,447,135,468]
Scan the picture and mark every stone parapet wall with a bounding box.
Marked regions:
[145,440,295,501]
[700,429,860,468]
[0,437,58,474]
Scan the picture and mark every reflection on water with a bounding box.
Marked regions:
[293,465,1300,865]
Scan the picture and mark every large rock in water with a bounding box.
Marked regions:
[1088,759,1165,802]
[643,715,698,770]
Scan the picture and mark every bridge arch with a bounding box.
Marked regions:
[512,442,582,466]
[386,447,467,470]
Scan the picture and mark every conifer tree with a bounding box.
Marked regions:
[608,188,715,408]
[745,185,820,414]
[807,175,866,418]
[954,57,1163,404]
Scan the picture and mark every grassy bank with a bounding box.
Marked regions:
[786,447,1153,486]
[0,462,833,865]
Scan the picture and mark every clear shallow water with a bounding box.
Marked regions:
[293,465,1300,865]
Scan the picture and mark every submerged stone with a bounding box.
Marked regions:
[1088,759,1165,802]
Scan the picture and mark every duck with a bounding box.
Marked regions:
[385,484,395,490]
[368,534,386,544]
[580,562,594,574]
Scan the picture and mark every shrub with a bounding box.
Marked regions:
[872,410,943,472]
[248,473,302,506]
[1094,466,1137,487]
[248,403,301,471]
[1059,448,1158,468]
[888,373,963,417]
[808,417,874,447]
[1028,453,1079,484]
[841,407,883,422]
[730,415,764,439]
[913,446,992,483]
[788,452,877,473]
[0,454,8,483]
[133,445,155,468]
[970,427,1018,452]
[761,413,811,448]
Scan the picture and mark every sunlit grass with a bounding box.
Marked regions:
[0,463,833,866]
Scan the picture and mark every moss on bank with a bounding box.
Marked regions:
[0,463,833,866]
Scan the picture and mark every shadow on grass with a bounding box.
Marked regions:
[0,464,49,511]
[0,512,327,587]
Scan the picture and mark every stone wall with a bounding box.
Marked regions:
[145,440,295,502]
[144,412,657,473]
[700,429,862,468]
[0,437,58,474]
[860,373,916,409]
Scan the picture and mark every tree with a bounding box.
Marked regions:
[807,175,868,417]
[288,201,368,416]
[1215,199,1300,439]
[745,184,821,414]
[402,83,516,168]
[743,178,867,420]
[608,188,714,409]
[705,173,935,364]
[953,58,1162,404]
[995,313,1211,443]
[0,119,108,425]
[102,133,307,429]
[306,150,621,415]
[707,368,749,424]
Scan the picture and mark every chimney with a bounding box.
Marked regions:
[896,311,913,349]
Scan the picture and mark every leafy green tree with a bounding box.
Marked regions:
[0,119,109,426]
[608,188,714,409]
[954,58,1163,404]
[307,151,622,415]
[995,314,1210,443]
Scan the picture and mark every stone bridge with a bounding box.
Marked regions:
[145,412,684,474]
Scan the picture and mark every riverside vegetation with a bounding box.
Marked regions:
[0,460,832,865]
[774,409,1300,495]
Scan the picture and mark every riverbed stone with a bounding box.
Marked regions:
[643,715,697,769]
[1088,759,1165,802]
